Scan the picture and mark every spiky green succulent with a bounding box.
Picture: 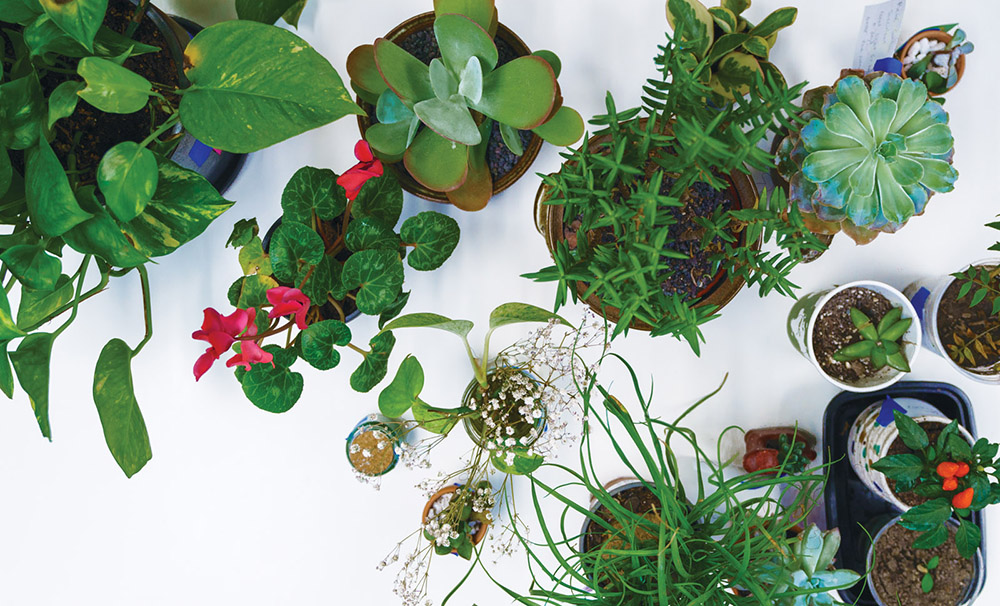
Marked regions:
[766,525,862,606]
[776,71,958,244]
[347,0,584,210]
[833,306,912,373]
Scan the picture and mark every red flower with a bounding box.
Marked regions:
[193,307,252,380]
[266,286,311,330]
[337,140,383,201]
[225,339,273,372]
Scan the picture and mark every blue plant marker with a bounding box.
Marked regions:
[188,140,214,167]
[876,395,907,427]
[873,56,903,75]
[910,287,930,325]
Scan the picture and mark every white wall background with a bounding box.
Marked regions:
[1,1,998,604]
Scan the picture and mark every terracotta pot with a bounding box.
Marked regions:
[534,123,759,331]
[898,29,966,96]
[742,426,817,473]
[422,485,490,550]
[355,12,543,204]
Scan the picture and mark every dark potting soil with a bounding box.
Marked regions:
[812,287,895,384]
[581,485,661,554]
[376,24,534,183]
[885,422,946,507]
[871,521,973,606]
[937,270,1000,373]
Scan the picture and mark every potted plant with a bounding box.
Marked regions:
[906,258,1000,383]
[235,0,308,26]
[787,281,920,392]
[897,25,973,98]
[193,143,461,412]
[421,482,492,558]
[345,0,584,210]
[0,0,361,477]
[527,20,824,353]
[774,70,958,245]
[346,413,403,485]
[742,426,817,475]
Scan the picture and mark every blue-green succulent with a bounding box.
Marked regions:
[766,525,862,606]
[776,71,957,244]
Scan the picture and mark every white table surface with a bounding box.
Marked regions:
[2,0,998,604]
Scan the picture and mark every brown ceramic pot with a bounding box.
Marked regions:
[898,29,966,97]
[421,485,490,551]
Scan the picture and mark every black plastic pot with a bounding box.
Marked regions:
[823,381,987,605]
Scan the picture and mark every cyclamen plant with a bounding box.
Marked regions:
[194,143,460,412]
[872,411,999,558]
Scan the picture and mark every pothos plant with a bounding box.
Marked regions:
[196,146,461,413]
[235,0,308,26]
[0,0,360,476]
[871,411,998,558]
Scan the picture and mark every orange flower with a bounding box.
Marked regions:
[942,477,958,491]
[937,461,959,478]
[952,487,974,509]
[955,462,970,477]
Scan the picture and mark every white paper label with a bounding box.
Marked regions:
[852,0,907,71]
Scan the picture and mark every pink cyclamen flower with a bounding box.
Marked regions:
[337,140,383,201]
[267,286,311,330]
[193,307,251,381]
[225,307,273,371]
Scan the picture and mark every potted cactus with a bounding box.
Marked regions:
[346,0,584,210]
[774,70,958,245]
[898,25,973,98]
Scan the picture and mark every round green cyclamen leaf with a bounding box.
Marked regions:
[0,245,61,291]
[239,346,303,413]
[281,166,347,224]
[300,319,352,370]
[345,216,400,253]
[97,142,158,222]
[228,274,279,309]
[77,56,152,114]
[400,211,460,271]
[341,249,404,315]
[352,172,404,227]
[302,255,343,306]
[269,220,324,285]
[350,331,395,392]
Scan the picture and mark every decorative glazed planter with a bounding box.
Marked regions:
[741,426,817,474]
[898,29,966,97]
[787,280,921,392]
[905,260,1000,384]
[421,484,491,552]
[847,399,975,511]
[355,12,543,203]
[346,414,402,477]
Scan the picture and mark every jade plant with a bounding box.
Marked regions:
[775,71,958,244]
[195,144,460,412]
[902,25,973,98]
[833,306,912,372]
[666,0,797,100]
[872,411,999,558]
[766,525,862,606]
[0,1,360,477]
[346,0,584,210]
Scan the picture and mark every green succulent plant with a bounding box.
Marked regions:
[901,25,973,97]
[347,0,584,211]
[666,0,797,100]
[833,306,912,372]
[775,71,958,244]
[766,525,862,606]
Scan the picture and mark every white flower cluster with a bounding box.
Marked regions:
[397,439,432,471]
[422,491,461,547]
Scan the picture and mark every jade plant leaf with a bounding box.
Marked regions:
[17,275,73,330]
[373,37,435,103]
[381,312,473,338]
[180,21,363,153]
[488,302,568,331]
[300,319,352,370]
[433,0,495,31]
[1,245,61,291]
[63,187,149,268]
[399,211,460,271]
[434,13,498,74]
[350,331,395,392]
[238,345,303,413]
[347,44,388,97]
[499,122,522,155]
[235,0,302,25]
[25,137,92,237]
[346,216,401,252]
[228,274,279,309]
[341,249,404,315]
[365,121,410,157]
[532,105,584,146]
[268,220,324,285]
[429,58,458,101]
[0,74,45,150]
[470,56,556,130]
[10,332,54,439]
[532,50,561,78]
[352,172,403,227]
[0,286,26,340]
[77,57,152,114]
[39,0,107,52]
[93,338,152,478]
[446,119,492,211]
[414,96,481,145]
[379,355,424,417]
[97,142,159,222]
[457,56,482,104]
[120,155,234,258]
[376,89,415,125]
[404,128,469,192]
[47,81,84,129]
[281,166,346,224]
[412,399,459,435]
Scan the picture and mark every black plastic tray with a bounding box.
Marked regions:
[823,381,986,605]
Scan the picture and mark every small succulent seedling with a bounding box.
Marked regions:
[919,556,940,593]
[904,25,974,97]
[833,306,912,372]
[766,525,861,606]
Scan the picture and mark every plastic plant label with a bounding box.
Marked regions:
[852,0,906,72]
[910,286,931,325]
[876,395,907,427]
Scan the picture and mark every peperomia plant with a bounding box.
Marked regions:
[196,145,461,412]
[833,306,912,373]
[871,411,999,558]
[0,0,360,477]
[346,0,584,210]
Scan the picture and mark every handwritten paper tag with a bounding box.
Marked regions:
[853,0,907,71]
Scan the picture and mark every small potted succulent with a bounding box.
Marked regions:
[346,0,584,210]
[897,25,974,98]
[528,19,824,353]
[764,525,863,606]
[906,257,1000,384]
[193,144,461,412]
[742,426,817,475]
[421,482,492,558]
[774,70,958,245]
[787,281,920,392]
[1,0,360,477]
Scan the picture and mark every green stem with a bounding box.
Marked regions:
[125,0,151,39]
[53,255,92,338]
[24,260,111,333]
[347,342,369,356]
[131,265,153,357]
[139,113,181,150]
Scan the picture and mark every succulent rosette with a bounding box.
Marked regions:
[776,71,958,244]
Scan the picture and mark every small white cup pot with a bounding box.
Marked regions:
[787,280,922,393]
[848,398,975,511]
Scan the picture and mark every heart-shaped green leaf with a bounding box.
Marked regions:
[1,245,61,291]
[351,331,395,392]
[379,355,424,417]
[234,0,302,24]
[238,238,271,275]
[47,80,84,129]
[63,187,149,268]
[403,128,469,192]
[40,0,106,52]
[228,274,279,309]
[352,172,404,227]
[0,283,26,340]
[269,220,324,285]
[341,249,404,315]
[399,211,460,271]
[470,56,556,130]
[532,105,584,146]
[93,338,152,478]
[281,166,347,224]
[24,14,86,59]
[380,312,473,338]
[491,451,544,475]
[434,13,498,74]
[412,398,458,435]
[346,216,401,252]
[1,0,43,24]
[300,319,352,370]
[0,146,9,200]
[10,332,54,439]
[77,56,152,114]
[378,290,411,329]
[17,275,73,330]
[302,255,343,307]
[97,142,158,222]
[489,302,568,331]
[227,218,259,249]
[0,74,45,150]
[25,137,92,237]
[414,96,481,146]
[238,345,303,413]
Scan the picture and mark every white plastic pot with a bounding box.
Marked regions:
[905,259,1000,384]
[787,280,921,392]
[848,399,975,511]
